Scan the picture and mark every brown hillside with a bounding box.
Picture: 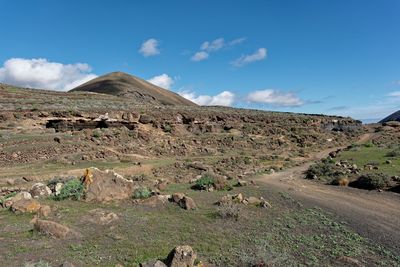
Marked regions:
[69,71,196,106]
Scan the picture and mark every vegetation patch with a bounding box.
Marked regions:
[216,201,241,221]
[305,159,344,183]
[352,173,392,190]
[53,179,84,201]
[133,187,152,199]
[193,173,232,191]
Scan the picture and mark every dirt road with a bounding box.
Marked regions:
[256,144,400,253]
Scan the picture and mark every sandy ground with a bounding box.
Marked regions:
[256,138,400,253]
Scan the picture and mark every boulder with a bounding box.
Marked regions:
[167,245,197,267]
[259,198,272,208]
[139,115,153,124]
[172,193,185,203]
[4,191,32,208]
[38,205,51,218]
[233,193,244,203]
[32,218,76,239]
[30,183,52,198]
[243,196,262,206]
[55,182,64,195]
[11,199,41,213]
[84,168,134,202]
[179,196,197,210]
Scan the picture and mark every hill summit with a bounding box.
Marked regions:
[69,71,196,106]
[379,110,400,123]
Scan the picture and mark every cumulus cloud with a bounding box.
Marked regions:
[191,37,245,62]
[191,51,209,62]
[232,48,267,67]
[246,89,304,107]
[139,38,160,57]
[147,74,174,89]
[0,58,97,91]
[179,90,235,106]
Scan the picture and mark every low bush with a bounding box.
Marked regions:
[386,148,400,158]
[193,173,232,191]
[92,130,101,138]
[216,201,241,221]
[133,187,151,199]
[194,174,215,190]
[353,173,391,190]
[305,159,343,183]
[53,179,84,201]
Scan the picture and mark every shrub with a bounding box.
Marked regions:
[54,179,84,201]
[217,201,241,221]
[194,174,215,190]
[386,148,400,158]
[305,160,342,182]
[194,173,232,191]
[133,187,151,199]
[162,124,173,133]
[92,130,101,138]
[354,173,391,190]
[363,142,374,148]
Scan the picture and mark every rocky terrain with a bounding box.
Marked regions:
[2,81,400,267]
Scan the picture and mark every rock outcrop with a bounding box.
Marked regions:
[83,168,134,202]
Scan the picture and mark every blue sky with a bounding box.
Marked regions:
[0,0,399,121]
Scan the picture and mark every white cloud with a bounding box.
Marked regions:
[247,89,304,107]
[191,37,245,62]
[387,91,400,98]
[191,51,209,62]
[0,58,97,91]
[232,48,267,67]
[139,38,160,57]
[229,37,246,46]
[179,90,235,106]
[201,38,225,52]
[147,74,174,89]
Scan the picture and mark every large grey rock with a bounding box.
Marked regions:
[30,183,52,198]
[167,245,197,267]
[178,196,197,210]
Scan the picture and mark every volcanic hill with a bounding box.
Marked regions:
[70,71,196,106]
[379,110,400,123]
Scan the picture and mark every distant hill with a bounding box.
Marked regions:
[379,110,400,123]
[69,72,196,106]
